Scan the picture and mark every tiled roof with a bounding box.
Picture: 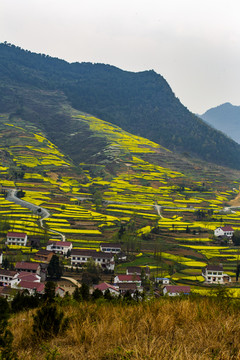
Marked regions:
[7,232,27,238]
[164,285,191,293]
[116,275,141,282]
[17,272,40,282]
[206,265,223,271]
[100,243,121,248]
[71,249,113,259]
[19,281,45,292]
[221,226,234,232]
[0,269,18,277]
[94,282,119,292]
[15,262,40,271]
[47,241,72,247]
[118,283,137,290]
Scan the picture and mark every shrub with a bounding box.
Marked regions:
[32,303,68,340]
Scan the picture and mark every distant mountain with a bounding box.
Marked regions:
[1,42,240,169]
[199,103,240,144]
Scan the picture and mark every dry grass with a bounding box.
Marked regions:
[10,297,240,360]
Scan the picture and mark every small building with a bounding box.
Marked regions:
[163,285,191,296]
[15,262,41,276]
[12,280,45,295]
[93,282,119,296]
[126,266,150,278]
[155,277,170,285]
[46,241,72,255]
[100,243,122,254]
[0,252,3,266]
[6,232,27,246]
[71,249,115,271]
[55,286,65,298]
[202,265,231,284]
[34,249,54,263]
[0,269,18,287]
[114,274,141,287]
[214,226,234,239]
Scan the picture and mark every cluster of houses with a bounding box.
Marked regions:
[1,226,236,300]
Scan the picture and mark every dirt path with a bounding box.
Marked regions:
[6,188,65,241]
[228,186,240,206]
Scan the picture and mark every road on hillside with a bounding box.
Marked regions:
[6,188,65,241]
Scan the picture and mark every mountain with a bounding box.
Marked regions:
[1,42,240,169]
[199,102,240,144]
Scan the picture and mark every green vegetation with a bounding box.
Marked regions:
[1,42,240,169]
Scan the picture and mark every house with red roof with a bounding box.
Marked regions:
[163,285,191,296]
[214,226,234,239]
[93,282,119,296]
[12,280,45,295]
[15,262,41,276]
[46,241,72,255]
[114,274,141,286]
[6,232,27,246]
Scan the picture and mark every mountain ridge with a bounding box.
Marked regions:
[1,43,240,169]
[199,102,240,144]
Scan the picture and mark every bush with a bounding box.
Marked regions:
[32,303,68,340]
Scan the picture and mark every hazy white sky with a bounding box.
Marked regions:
[1,0,240,113]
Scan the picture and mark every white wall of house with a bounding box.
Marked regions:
[202,269,231,284]
[46,243,72,255]
[71,254,115,271]
[6,234,27,246]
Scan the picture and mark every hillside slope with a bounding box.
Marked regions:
[200,102,240,144]
[1,43,240,169]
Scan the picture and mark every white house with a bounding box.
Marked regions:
[6,232,27,246]
[0,269,19,287]
[163,285,191,296]
[155,277,170,285]
[0,252,3,266]
[202,265,231,284]
[46,241,72,255]
[100,243,122,254]
[126,266,150,278]
[70,249,115,271]
[114,274,142,287]
[214,226,234,238]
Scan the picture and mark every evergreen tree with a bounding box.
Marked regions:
[47,255,63,280]
[32,302,68,340]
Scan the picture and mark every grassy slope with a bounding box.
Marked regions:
[11,297,240,360]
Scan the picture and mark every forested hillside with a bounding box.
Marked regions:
[1,42,240,169]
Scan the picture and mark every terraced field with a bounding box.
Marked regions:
[1,112,240,291]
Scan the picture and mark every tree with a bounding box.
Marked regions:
[0,297,18,359]
[32,302,68,340]
[47,255,63,280]
[92,288,103,300]
[44,281,56,302]
[73,287,82,302]
[232,230,240,246]
[80,283,90,301]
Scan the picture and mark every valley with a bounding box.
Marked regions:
[0,109,240,296]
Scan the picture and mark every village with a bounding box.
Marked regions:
[0,223,237,302]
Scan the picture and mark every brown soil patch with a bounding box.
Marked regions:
[229,186,240,206]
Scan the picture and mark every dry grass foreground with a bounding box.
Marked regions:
[10,297,240,360]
